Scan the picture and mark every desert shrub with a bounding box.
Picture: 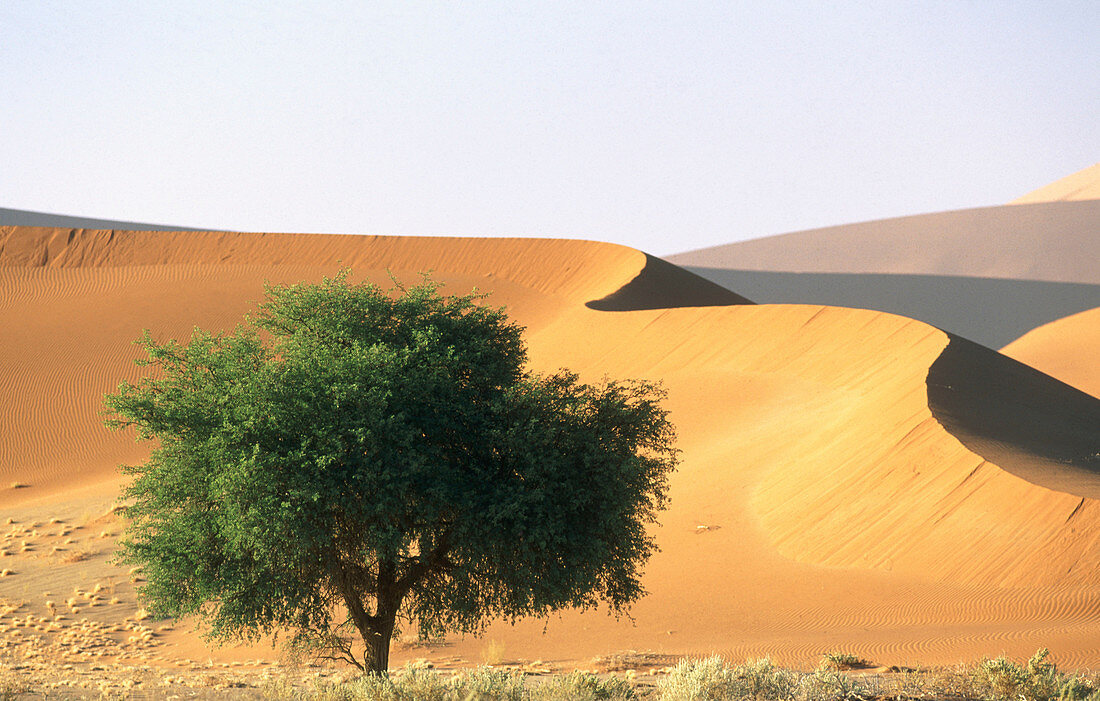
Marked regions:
[796,668,866,701]
[657,656,739,700]
[309,675,397,701]
[818,652,864,672]
[657,656,801,700]
[885,666,978,699]
[261,678,300,700]
[0,672,29,701]
[970,649,1100,701]
[449,666,527,701]
[529,670,635,700]
[1056,675,1100,701]
[731,658,799,700]
[975,653,1038,701]
[263,666,450,701]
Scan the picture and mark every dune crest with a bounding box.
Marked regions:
[0,227,648,305]
[5,226,1100,668]
[665,200,1100,284]
[1011,163,1100,204]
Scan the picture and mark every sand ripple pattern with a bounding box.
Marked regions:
[4,226,1100,669]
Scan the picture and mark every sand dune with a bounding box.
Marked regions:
[666,268,1100,349]
[666,200,1100,285]
[3,226,1100,671]
[1001,307,1100,398]
[1011,163,1100,204]
[662,185,1100,347]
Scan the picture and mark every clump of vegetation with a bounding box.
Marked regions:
[656,656,740,700]
[971,648,1100,701]
[818,652,865,671]
[0,669,30,701]
[449,667,527,701]
[261,665,629,700]
[531,671,635,701]
[796,668,867,701]
[657,656,800,701]
[653,651,1100,701]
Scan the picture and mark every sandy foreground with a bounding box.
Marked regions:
[1,213,1099,694]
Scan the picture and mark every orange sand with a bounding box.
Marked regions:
[2,225,1100,672]
[1002,307,1100,399]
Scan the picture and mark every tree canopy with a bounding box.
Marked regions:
[104,272,678,672]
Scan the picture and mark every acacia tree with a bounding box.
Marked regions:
[104,272,677,673]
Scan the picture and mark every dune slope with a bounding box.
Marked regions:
[665,200,1100,285]
[3,226,1100,669]
[1001,307,1100,399]
[669,268,1100,349]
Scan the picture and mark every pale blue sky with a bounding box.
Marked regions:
[2,2,1097,255]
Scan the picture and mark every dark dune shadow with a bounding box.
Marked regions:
[586,254,753,311]
[679,267,1100,348]
[0,207,213,232]
[927,334,1100,498]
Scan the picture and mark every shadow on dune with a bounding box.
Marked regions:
[0,207,212,232]
[927,334,1100,499]
[666,200,1100,285]
[679,267,1100,348]
[586,254,753,311]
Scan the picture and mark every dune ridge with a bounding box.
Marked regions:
[0,207,210,233]
[1011,163,1100,204]
[0,227,647,304]
[4,225,1100,669]
[665,200,1100,285]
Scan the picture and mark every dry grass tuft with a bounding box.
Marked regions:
[818,651,867,671]
[60,549,93,563]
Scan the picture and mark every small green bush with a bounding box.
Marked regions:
[971,649,1100,701]
[818,652,864,672]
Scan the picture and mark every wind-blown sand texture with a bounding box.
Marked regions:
[3,224,1100,674]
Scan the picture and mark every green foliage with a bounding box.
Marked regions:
[104,272,678,672]
[972,649,1100,701]
[818,652,864,672]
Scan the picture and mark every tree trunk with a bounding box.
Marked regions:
[361,614,396,674]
